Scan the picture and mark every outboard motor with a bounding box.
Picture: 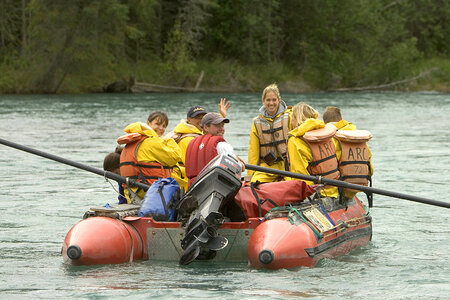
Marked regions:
[177,153,242,265]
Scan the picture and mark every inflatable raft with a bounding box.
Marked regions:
[62,155,372,269]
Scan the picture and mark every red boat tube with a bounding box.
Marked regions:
[247,197,372,269]
[62,217,144,265]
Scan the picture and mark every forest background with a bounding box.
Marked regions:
[0,0,448,94]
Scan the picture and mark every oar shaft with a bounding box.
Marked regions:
[245,164,450,209]
[0,138,150,191]
[2,138,449,209]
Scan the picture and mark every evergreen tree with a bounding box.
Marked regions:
[397,0,449,56]
[178,0,218,56]
[0,0,26,58]
[124,0,160,62]
[280,0,420,88]
[203,0,282,64]
[162,19,196,85]
[26,0,129,93]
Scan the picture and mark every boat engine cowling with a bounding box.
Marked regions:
[177,153,242,265]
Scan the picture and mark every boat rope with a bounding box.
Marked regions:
[222,228,239,260]
[104,176,126,200]
[163,226,182,256]
[321,216,371,239]
[117,221,135,263]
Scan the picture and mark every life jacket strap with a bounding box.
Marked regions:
[260,139,287,147]
[173,164,184,179]
[341,175,371,180]
[309,153,337,167]
[261,126,283,134]
[366,178,373,208]
[318,167,340,177]
[340,161,370,166]
[259,155,284,162]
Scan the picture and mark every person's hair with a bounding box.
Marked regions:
[262,83,281,102]
[323,106,342,123]
[103,146,123,171]
[147,111,169,127]
[291,102,319,126]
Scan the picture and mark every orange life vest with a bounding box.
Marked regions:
[119,134,173,187]
[335,130,372,193]
[300,123,340,188]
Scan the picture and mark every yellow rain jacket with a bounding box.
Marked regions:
[121,122,182,201]
[169,120,203,163]
[286,118,339,198]
[166,120,203,190]
[334,119,357,130]
[248,104,292,182]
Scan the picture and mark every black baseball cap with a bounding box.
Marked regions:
[187,105,207,118]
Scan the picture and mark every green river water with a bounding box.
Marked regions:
[0,92,449,299]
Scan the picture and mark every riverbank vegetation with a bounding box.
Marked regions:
[0,0,448,94]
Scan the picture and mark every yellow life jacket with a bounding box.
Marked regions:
[335,129,372,193]
[300,123,340,188]
[254,110,290,165]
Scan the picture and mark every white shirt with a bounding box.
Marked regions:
[217,141,236,158]
[217,142,244,169]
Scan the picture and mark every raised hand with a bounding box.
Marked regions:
[219,98,231,117]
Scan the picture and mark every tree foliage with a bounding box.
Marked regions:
[0,0,447,93]
[21,0,129,92]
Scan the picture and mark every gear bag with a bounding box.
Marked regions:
[233,180,316,218]
[138,177,180,221]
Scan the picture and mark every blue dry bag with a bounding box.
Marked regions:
[138,177,180,221]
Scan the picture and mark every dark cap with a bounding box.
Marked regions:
[187,105,207,118]
[201,112,230,127]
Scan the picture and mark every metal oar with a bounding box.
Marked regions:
[2,137,448,209]
[245,164,450,209]
[0,137,150,191]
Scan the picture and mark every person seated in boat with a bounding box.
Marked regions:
[286,102,340,198]
[323,107,374,201]
[103,146,127,204]
[323,106,357,130]
[185,112,245,188]
[248,83,292,183]
[165,99,230,190]
[117,111,182,204]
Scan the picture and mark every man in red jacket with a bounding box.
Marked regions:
[185,112,245,187]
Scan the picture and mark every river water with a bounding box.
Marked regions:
[0,92,449,299]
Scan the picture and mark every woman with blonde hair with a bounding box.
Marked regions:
[290,102,319,128]
[287,102,340,198]
[248,83,292,182]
